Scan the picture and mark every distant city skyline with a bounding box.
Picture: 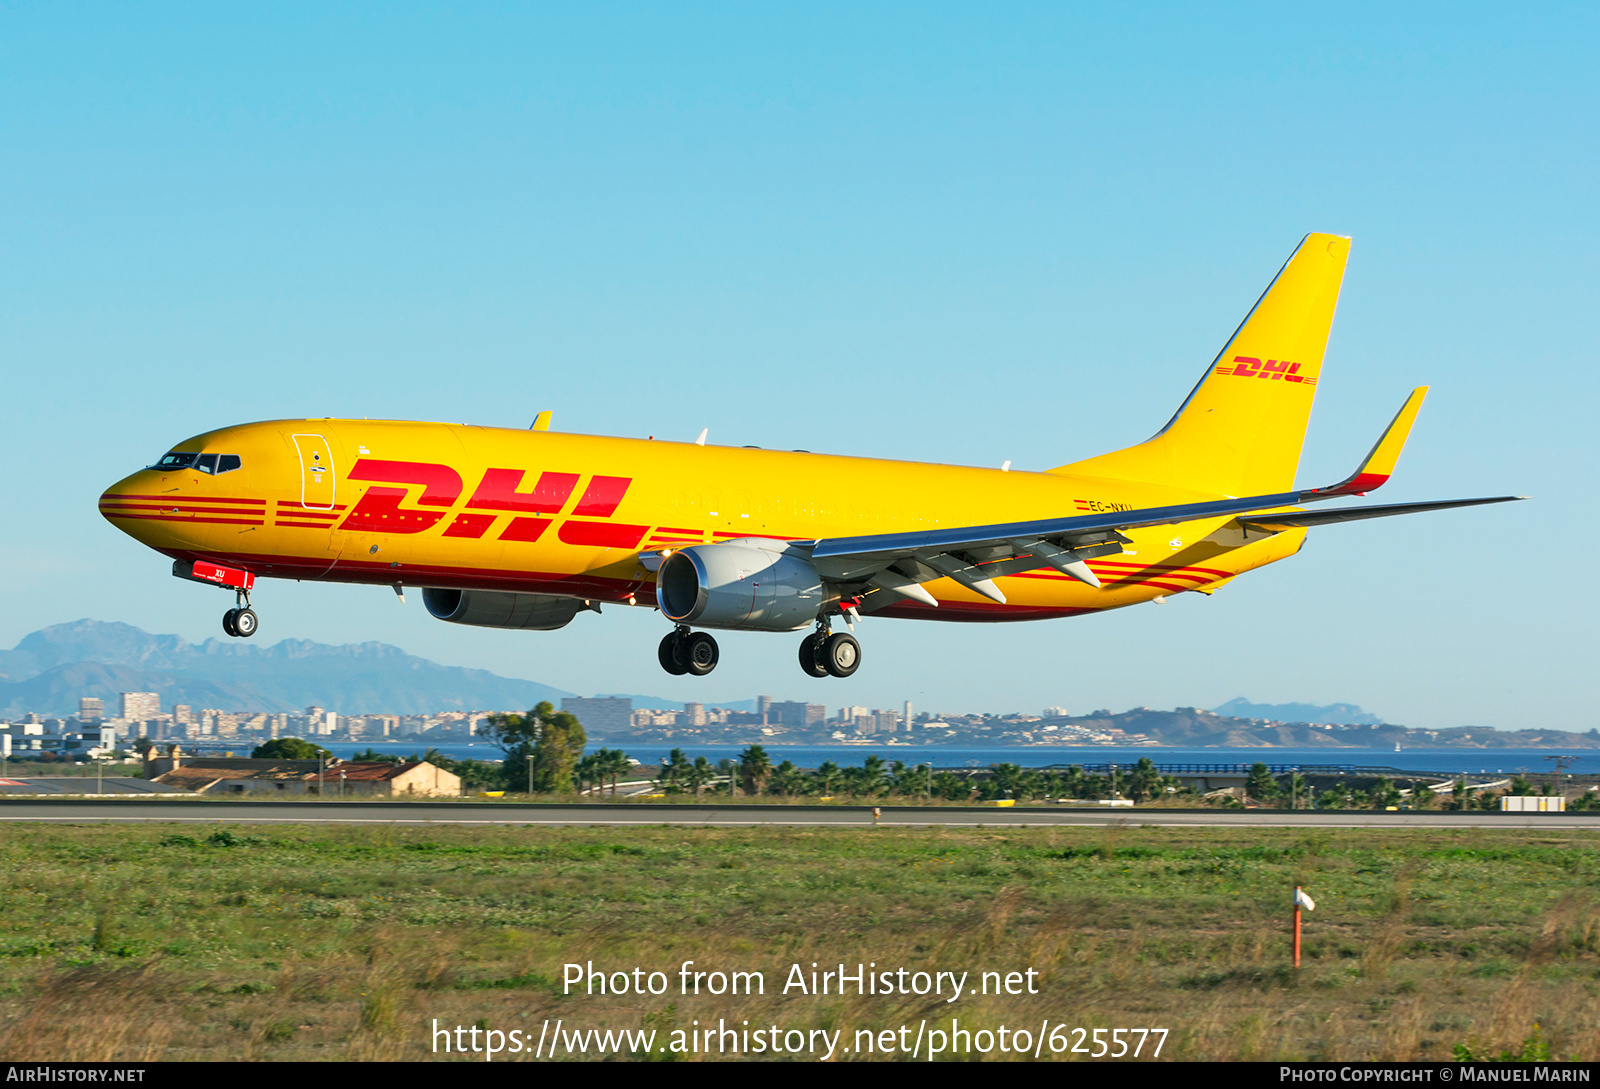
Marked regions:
[2,7,1593,732]
[1,618,1397,729]
[9,680,1595,760]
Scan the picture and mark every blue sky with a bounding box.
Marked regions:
[2,4,1595,730]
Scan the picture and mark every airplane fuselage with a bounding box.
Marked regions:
[99,418,1305,622]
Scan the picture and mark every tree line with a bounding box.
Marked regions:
[254,726,1595,809]
[1230,763,1596,810]
[653,747,1188,802]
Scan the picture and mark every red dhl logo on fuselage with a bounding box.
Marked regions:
[1214,355,1316,384]
[328,459,646,549]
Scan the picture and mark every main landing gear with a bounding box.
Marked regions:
[659,626,719,676]
[799,619,860,679]
[222,588,258,639]
[655,617,862,679]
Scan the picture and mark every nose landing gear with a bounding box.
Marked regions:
[173,561,260,640]
[223,589,258,638]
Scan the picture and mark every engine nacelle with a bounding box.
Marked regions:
[422,588,589,631]
[656,539,833,632]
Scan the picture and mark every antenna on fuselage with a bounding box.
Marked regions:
[531,411,553,431]
[694,428,708,446]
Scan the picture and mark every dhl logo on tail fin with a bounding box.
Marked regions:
[1055,232,1350,496]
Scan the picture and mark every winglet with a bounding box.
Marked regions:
[1303,386,1427,499]
[531,411,553,432]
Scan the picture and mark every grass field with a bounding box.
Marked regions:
[0,821,1593,1061]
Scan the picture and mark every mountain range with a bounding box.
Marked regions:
[0,620,574,717]
[1209,697,1382,726]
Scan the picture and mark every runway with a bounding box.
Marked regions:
[0,798,1596,829]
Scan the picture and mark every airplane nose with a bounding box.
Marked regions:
[98,470,171,544]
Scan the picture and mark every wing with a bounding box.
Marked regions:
[801,388,1522,606]
[1237,496,1517,531]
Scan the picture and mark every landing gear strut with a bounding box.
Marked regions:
[222,588,258,639]
[658,626,719,676]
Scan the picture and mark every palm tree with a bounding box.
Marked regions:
[770,760,806,796]
[1127,757,1163,803]
[815,760,841,797]
[1244,762,1278,805]
[658,748,691,793]
[858,755,886,796]
[930,771,967,801]
[688,756,713,796]
[1055,766,1087,800]
[598,748,632,795]
[573,753,601,795]
[1368,776,1402,809]
[739,745,773,796]
[990,763,1024,800]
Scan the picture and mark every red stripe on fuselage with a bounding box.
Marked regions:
[101,502,271,517]
[101,513,264,527]
[102,493,265,505]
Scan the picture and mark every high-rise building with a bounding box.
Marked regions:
[120,692,161,722]
[78,697,104,723]
[769,701,826,728]
[684,702,706,727]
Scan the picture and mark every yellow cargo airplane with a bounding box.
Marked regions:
[100,234,1518,679]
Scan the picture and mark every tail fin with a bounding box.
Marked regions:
[1054,233,1351,496]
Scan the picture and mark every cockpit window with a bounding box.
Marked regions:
[154,451,243,474]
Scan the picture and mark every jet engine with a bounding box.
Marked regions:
[422,588,592,631]
[656,539,833,632]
